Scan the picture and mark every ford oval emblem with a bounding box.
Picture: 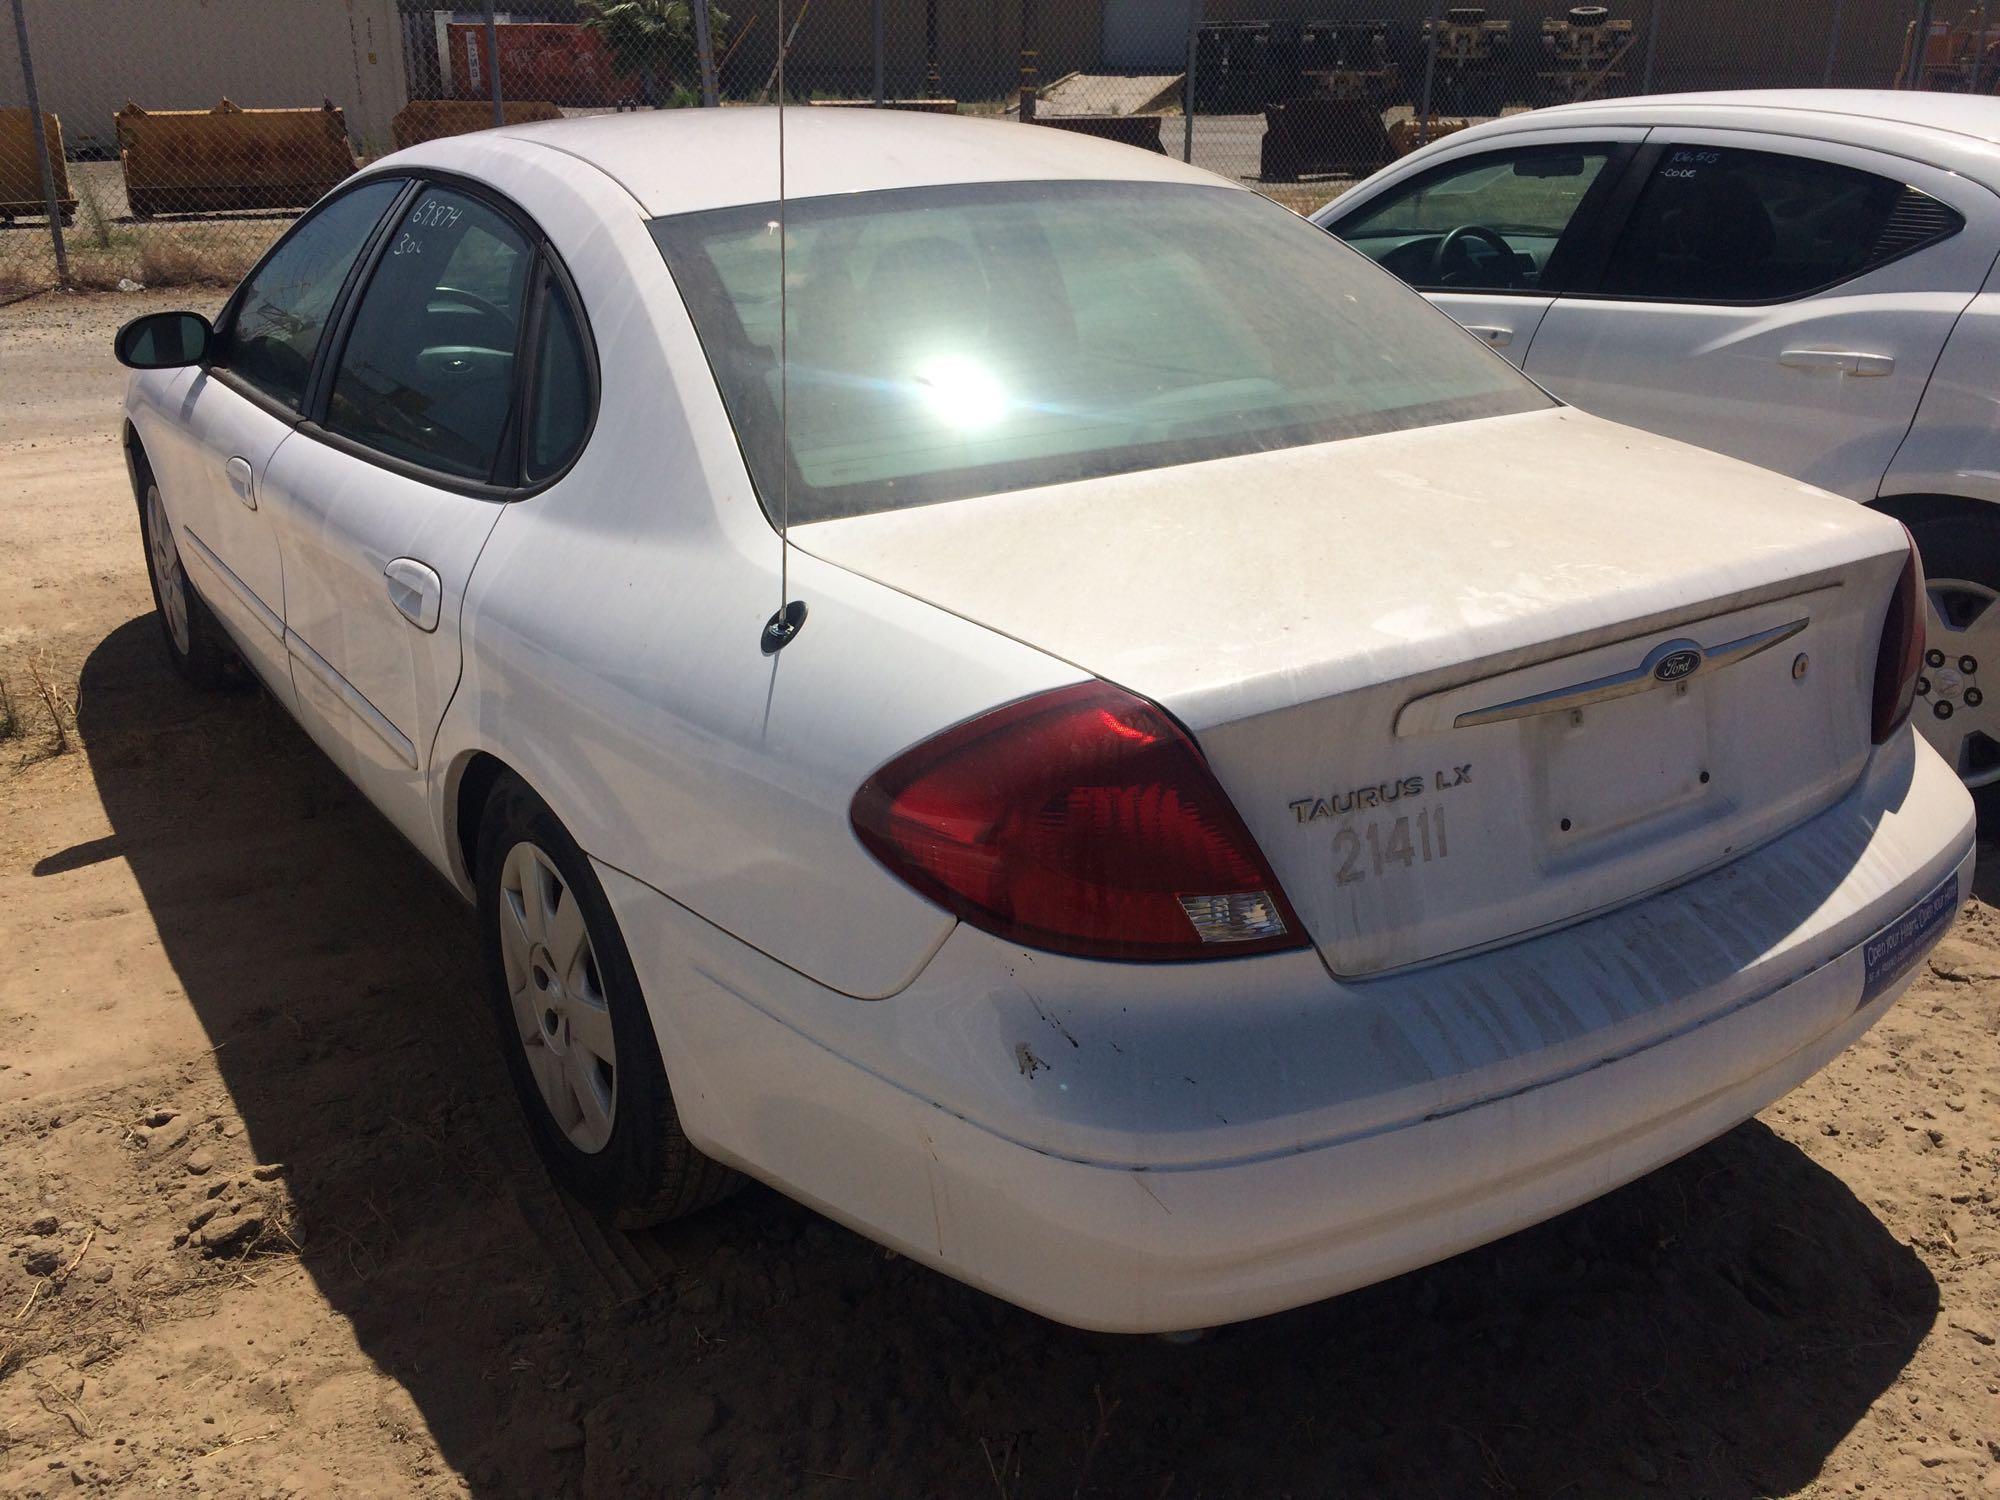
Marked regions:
[1653,648,1703,683]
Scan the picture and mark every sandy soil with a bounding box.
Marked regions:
[0,289,1996,1499]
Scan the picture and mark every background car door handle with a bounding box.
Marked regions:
[384,557,443,633]
[1463,324,1514,348]
[1779,349,1895,376]
[224,455,256,509]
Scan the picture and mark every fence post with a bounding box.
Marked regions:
[9,0,66,287]
[1181,2,1200,165]
[1416,4,1440,148]
[1017,0,1038,121]
[872,0,885,105]
[1973,0,1992,94]
[1641,0,1661,92]
[1822,0,1845,85]
[694,0,719,106]
[924,0,940,99]
[484,1,504,124]
[1907,0,1935,88]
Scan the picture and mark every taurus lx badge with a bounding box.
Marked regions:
[1290,764,1471,823]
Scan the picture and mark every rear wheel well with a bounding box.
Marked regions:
[452,752,514,889]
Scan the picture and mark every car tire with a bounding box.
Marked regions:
[475,773,741,1228]
[1906,511,2000,820]
[137,465,237,690]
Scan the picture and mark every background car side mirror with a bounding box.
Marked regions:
[114,311,212,370]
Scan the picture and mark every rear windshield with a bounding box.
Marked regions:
[650,180,1548,523]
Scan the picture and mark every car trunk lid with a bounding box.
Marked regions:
[797,408,1912,975]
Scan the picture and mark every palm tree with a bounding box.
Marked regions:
[581,0,729,107]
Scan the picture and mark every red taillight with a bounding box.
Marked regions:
[1872,527,1925,744]
[851,682,1308,961]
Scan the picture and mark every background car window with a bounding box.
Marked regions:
[524,274,590,482]
[326,188,533,481]
[654,180,1549,522]
[1335,148,1612,292]
[1596,146,1963,303]
[213,179,403,410]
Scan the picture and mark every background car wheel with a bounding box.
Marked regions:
[1907,512,2000,818]
[137,467,236,690]
[476,774,740,1228]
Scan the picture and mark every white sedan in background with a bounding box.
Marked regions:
[1317,91,2000,795]
[117,110,1971,1333]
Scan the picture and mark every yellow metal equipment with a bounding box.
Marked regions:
[115,99,356,218]
[0,107,75,224]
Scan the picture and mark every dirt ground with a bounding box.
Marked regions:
[0,289,1996,1500]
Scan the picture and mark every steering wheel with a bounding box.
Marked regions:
[432,285,508,321]
[1429,224,1524,288]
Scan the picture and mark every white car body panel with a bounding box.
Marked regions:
[606,734,1970,1332]
[1882,247,2000,507]
[1316,91,2000,506]
[127,370,296,693]
[1523,127,1994,499]
[122,109,1975,1331]
[260,435,505,854]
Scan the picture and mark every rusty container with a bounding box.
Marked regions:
[0,107,76,224]
[116,99,356,218]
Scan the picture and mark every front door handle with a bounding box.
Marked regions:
[1779,348,1895,376]
[1463,324,1514,348]
[384,557,442,633]
[224,455,256,509]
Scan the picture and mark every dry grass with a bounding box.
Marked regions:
[1,219,278,298]
[21,656,74,759]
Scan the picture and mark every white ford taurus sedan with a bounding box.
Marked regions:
[117,109,1973,1333]
[1315,91,2000,794]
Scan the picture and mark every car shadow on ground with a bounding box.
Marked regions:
[54,613,1938,1499]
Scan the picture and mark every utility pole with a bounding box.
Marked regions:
[872,0,885,105]
[10,0,67,286]
[693,1,718,105]
[924,0,941,100]
[484,1,503,125]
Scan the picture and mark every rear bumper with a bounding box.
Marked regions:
[604,732,1973,1333]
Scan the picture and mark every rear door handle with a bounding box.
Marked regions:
[1779,349,1895,376]
[384,557,442,633]
[224,455,256,509]
[1463,324,1514,348]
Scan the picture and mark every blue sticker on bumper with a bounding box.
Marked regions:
[1860,870,1959,1008]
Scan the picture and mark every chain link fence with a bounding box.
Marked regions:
[3,0,1995,299]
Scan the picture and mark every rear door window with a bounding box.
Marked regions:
[324,187,534,482]
[1332,146,1617,293]
[1595,145,1964,303]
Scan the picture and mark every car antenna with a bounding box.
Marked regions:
[761,0,807,655]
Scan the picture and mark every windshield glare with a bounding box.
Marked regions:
[650,180,1549,523]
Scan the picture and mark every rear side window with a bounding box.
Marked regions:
[1334,146,1615,293]
[215,179,404,410]
[1596,146,1964,304]
[325,187,534,481]
[524,272,591,482]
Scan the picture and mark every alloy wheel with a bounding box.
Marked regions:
[1918,577,2000,788]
